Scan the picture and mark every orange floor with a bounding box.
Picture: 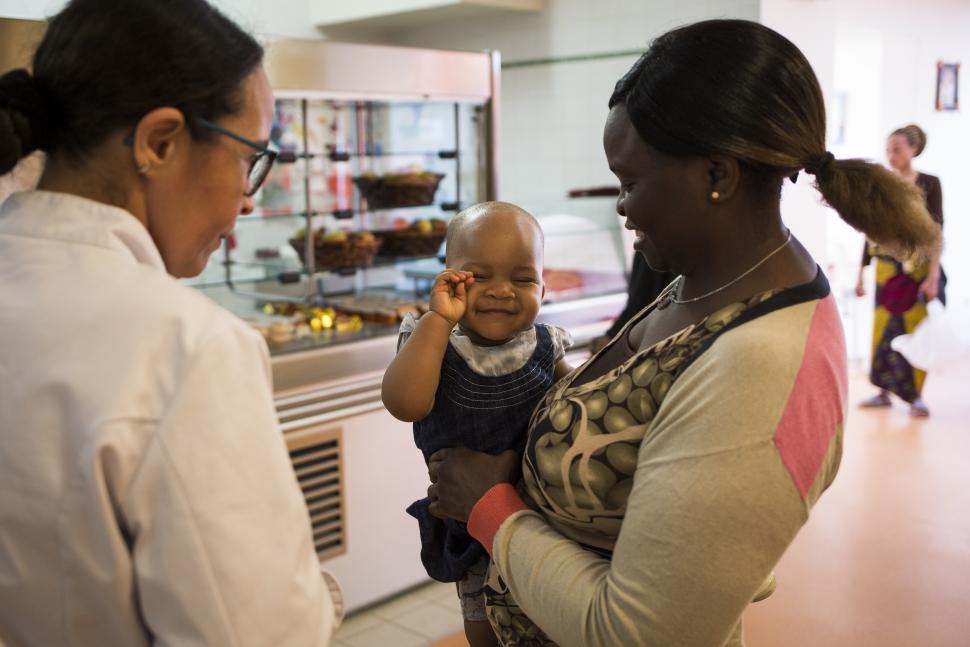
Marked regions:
[407,365,970,647]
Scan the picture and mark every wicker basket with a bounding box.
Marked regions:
[353,173,445,209]
[375,229,446,258]
[289,236,382,272]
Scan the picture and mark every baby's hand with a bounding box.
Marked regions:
[429,270,474,326]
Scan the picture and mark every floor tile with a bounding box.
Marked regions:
[414,580,456,603]
[431,593,462,617]
[340,621,428,647]
[370,589,434,620]
[335,610,383,640]
[390,600,465,640]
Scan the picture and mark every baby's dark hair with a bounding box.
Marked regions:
[610,19,939,260]
[0,0,263,175]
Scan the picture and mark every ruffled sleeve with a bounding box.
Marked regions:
[544,324,573,362]
[397,312,419,351]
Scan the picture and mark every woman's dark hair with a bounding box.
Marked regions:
[609,19,939,259]
[0,0,263,175]
[892,124,927,157]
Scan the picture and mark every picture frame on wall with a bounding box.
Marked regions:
[935,61,959,111]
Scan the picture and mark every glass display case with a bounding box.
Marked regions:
[189,96,489,349]
[189,40,628,358]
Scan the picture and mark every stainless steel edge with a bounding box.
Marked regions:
[271,294,624,405]
[263,39,494,102]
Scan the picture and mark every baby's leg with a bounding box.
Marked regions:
[458,557,499,647]
[464,618,499,647]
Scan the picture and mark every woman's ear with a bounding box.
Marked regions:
[707,155,742,202]
[130,107,187,173]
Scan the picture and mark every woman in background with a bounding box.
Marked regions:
[856,124,945,417]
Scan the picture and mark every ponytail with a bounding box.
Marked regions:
[812,157,940,260]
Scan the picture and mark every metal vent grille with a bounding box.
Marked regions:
[285,426,347,562]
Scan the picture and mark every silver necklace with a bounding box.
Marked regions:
[657,229,793,310]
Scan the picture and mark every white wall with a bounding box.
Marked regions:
[765,0,970,361]
[0,0,319,39]
[381,0,760,208]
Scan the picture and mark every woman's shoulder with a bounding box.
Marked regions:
[655,292,846,478]
[673,271,834,371]
[917,172,942,188]
[119,268,262,360]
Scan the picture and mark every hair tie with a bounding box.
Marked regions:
[805,151,835,176]
[0,69,57,152]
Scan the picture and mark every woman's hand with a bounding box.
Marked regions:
[854,274,866,298]
[427,448,520,522]
[429,270,474,326]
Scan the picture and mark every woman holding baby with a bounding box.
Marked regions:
[427,19,940,647]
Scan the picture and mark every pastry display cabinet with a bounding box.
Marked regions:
[188,40,500,354]
[191,40,628,364]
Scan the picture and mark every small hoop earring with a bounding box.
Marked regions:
[137,162,150,174]
[710,191,720,200]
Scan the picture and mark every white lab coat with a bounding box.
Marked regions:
[0,191,340,646]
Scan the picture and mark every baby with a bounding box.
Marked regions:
[382,201,572,647]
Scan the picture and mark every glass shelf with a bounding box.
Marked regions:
[238,203,461,224]
[274,150,460,162]
[225,252,444,277]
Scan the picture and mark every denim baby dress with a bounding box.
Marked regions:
[402,321,568,582]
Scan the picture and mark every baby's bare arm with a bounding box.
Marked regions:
[382,311,455,422]
[382,269,475,422]
[554,358,574,381]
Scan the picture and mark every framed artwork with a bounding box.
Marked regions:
[935,61,959,111]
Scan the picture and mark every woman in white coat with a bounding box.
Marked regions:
[0,0,340,645]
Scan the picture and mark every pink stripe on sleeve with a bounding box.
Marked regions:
[468,483,529,556]
[773,295,848,500]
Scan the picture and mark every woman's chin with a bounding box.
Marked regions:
[635,243,671,274]
[167,254,209,279]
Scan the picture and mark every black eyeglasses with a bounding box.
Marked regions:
[195,118,277,197]
[123,117,277,197]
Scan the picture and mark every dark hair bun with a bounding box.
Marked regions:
[0,69,54,175]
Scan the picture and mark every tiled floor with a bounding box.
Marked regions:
[333,580,466,647]
[336,363,970,647]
